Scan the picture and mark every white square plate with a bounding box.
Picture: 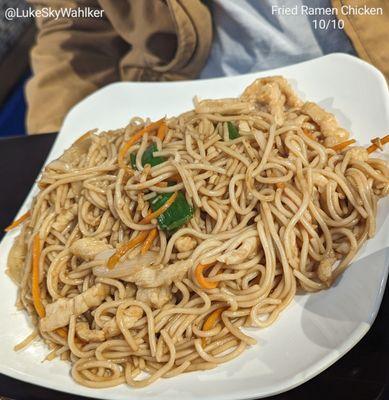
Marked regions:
[1,54,388,400]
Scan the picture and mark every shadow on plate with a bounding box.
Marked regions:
[297,248,388,350]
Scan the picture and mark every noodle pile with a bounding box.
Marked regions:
[6,76,389,388]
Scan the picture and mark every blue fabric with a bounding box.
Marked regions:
[201,0,356,78]
[0,73,29,137]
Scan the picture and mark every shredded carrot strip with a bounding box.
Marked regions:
[118,118,164,174]
[195,264,218,289]
[108,231,149,269]
[74,131,92,145]
[141,192,178,224]
[141,228,158,255]
[156,182,168,187]
[367,135,389,154]
[56,327,85,345]
[56,327,68,339]
[32,234,45,318]
[155,173,182,188]
[203,308,226,331]
[4,210,31,232]
[157,121,168,141]
[171,173,182,182]
[108,188,177,268]
[275,182,285,189]
[302,129,316,141]
[331,139,356,152]
[201,307,226,346]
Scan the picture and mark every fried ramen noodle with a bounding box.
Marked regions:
[6,76,389,388]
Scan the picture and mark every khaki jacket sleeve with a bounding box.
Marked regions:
[99,0,212,82]
[26,0,129,134]
[26,0,212,134]
[332,0,389,79]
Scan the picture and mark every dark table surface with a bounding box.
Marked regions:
[0,134,388,400]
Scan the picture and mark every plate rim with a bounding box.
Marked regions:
[1,52,388,400]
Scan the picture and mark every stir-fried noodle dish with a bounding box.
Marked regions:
[6,77,389,388]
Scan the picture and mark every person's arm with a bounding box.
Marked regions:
[26,0,129,134]
[332,0,389,79]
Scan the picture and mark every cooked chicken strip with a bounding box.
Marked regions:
[317,251,336,287]
[52,204,78,232]
[6,231,27,285]
[120,259,192,288]
[302,102,349,147]
[241,76,303,125]
[346,146,369,162]
[195,98,255,114]
[174,236,197,252]
[46,131,96,172]
[136,286,172,309]
[40,283,110,332]
[242,76,302,107]
[70,238,112,261]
